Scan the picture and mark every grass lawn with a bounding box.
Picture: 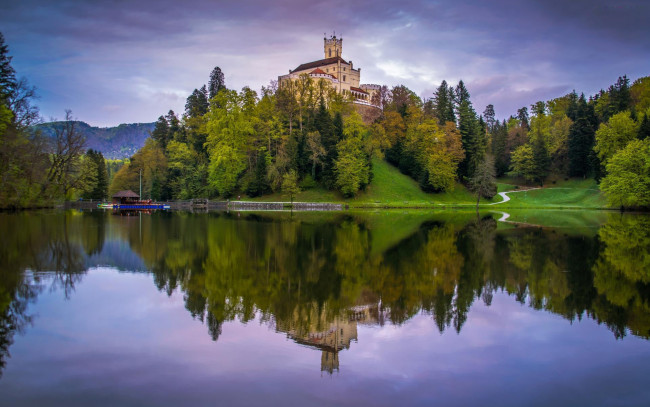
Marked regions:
[495,178,606,209]
[244,158,608,209]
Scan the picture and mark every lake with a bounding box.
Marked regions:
[0,209,649,406]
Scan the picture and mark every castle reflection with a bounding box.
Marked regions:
[1,209,649,376]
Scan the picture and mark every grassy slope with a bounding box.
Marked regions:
[496,179,606,209]
[247,158,608,209]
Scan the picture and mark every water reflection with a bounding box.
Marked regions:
[0,210,649,377]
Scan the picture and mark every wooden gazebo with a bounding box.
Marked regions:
[112,190,140,205]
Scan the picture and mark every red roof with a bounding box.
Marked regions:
[350,86,369,94]
[310,68,327,75]
[293,56,348,73]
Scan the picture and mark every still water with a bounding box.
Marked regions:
[0,210,649,406]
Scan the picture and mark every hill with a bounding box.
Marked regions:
[246,158,607,209]
[35,121,155,159]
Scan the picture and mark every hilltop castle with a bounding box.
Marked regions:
[278,35,380,107]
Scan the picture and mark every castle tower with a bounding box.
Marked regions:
[324,34,342,59]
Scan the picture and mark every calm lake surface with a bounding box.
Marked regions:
[0,209,649,406]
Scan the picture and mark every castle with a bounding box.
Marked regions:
[278,35,380,107]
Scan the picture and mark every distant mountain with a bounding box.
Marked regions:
[35,121,155,159]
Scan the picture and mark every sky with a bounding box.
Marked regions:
[1,0,648,127]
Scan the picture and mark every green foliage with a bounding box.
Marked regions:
[246,148,271,197]
[334,113,370,197]
[455,81,486,178]
[108,138,167,199]
[630,76,650,113]
[432,80,455,125]
[470,155,497,207]
[281,169,300,203]
[568,94,597,177]
[510,144,536,182]
[594,110,639,166]
[205,89,255,197]
[639,112,650,140]
[80,149,108,200]
[185,85,209,118]
[208,66,226,100]
[600,138,650,208]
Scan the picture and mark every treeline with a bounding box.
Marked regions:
[0,33,109,208]
[112,61,648,207]
[3,27,648,208]
[109,67,378,199]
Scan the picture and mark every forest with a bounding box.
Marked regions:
[1,31,649,209]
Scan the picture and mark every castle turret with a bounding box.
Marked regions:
[324,35,342,59]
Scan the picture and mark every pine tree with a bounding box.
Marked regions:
[532,134,550,185]
[0,32,16,102]
[433,80,455,125]
[247,149,271,197]
[482,104,496,132]
[613,75,631,113]
[88,150,108,200]
[517,106,529,130]
[568,94,596,177]
[151,115,169,148]
[208,67,225,100]
[455,81,484,178]
[492,120,509,176]
[185,86,209,118]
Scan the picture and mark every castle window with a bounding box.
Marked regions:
[329,49,331,57]
[343,75,346,82]
[343,67,346,71]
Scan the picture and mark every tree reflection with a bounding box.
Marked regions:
[1,210,650,377]
[0,211,103,376]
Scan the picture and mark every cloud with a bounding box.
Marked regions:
[1,0,648,126]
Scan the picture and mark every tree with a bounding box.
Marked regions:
[639,112,650,140]
[166,140,197,199]
[43,110,87,198]
[334,113,370,197]
[531,133,550,185]
[517,106,530,130]
[306,130,325,179]
[568,94,596,177]
[281,169,300,204]
[0,32,16,103]
[205,89,253,197]
[433,80,455,125]
[208,66,225,100]
[0,33,47,208]
[491,120,509,176]
[630,76,650,113]
[166,110,181,142]
[455,81,485,178]
[150,115,169,149]
[510,144,536,183]
[93,151,108,200]
[246,148,271,197]
[469,155,497,208]
[185,85,209,118]
[482,104,496,132]
[600,138,650,209]
[594,111,639,166]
